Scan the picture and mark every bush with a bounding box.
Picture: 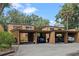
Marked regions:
[0,44,10,48]
[0,32,15,48]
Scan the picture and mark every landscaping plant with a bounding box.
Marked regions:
[0,31,15,50]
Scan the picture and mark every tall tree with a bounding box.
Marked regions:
[8,10,49,30]
[56,3,79,30]
[0,15,11,31]
[0,3,10,15]
[0,3,11,31]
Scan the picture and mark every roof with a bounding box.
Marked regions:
[54,23,64,28]
[42,26,64,29]
[7,23,34,26]
[11,29,51,33]
[11,29,79,33]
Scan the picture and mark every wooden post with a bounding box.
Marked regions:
[64,32,68,43]
[34,33,37,44]
[49,31,55,44]
[75,32,79,43]
[17,31,20,44]
[46,33,49,43]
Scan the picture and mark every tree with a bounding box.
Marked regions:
[8,9,25,24]
[8,10,49,30]
[0,14,11,31]
[0,3,11,31]
[0,3,10,15]
[56,3,79,30]
[28,14,49,30]
[33,17,49,30]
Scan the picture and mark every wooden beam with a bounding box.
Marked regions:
[49,31,55,44]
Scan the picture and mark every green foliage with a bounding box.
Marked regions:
[7,10,49,30]
[0,3,10,15]
[0,32,15,48]
[0,15,10,31]
[55,3,79,30]
[0,44,10,48]
[0,9,49,31]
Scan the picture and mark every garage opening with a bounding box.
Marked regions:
[19,32,34,44]
[37,33,46,43]
[55,33,64,43]
[28,32,34,43]
[68,33,76,43]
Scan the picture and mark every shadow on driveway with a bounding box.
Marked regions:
[67,50,79,56]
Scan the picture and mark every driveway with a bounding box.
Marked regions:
[15,43,79,56]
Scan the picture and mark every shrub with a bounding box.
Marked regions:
[0,44,10,48]
[0,32,15,48]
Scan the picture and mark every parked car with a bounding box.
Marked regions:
[37,37,46,43]
[68,37,75,43]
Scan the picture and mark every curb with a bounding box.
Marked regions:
[0,48,15,56]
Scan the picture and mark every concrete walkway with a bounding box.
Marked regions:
[15,43,79,56]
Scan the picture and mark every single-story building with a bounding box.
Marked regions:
[7,24,79,44]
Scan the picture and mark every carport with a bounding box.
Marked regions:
[19,30,36,44]
[16,30,36,44]
[67,30,79,43]
[36,31,51,43]
[12,29,51,44]
[49,30,68,44]
[49,30,79,44]
[11,29,79,44]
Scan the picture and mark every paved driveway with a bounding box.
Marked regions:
[15,43,79,56]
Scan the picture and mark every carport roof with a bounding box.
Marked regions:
[11,29,51,33]
[11,29,79,33]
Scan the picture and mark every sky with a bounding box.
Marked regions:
[4,3,64,25]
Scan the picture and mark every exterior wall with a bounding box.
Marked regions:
[54,27,58,30]
[8,24,34,31]
[54,27,64,30]
[20,33,28,42]
[0,24,4,32]
[42,27,50,31]
[21,25,34,30]
[42,26,64,31]
[8,24,14,33]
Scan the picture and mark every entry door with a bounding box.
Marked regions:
[28,32,34,43]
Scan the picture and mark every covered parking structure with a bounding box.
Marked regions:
[12,29,51,44]
[50,30,79,44]
[11,29,79,44]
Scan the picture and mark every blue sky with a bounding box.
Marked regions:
[4,3,64,25]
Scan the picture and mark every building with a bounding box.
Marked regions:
[7,24,79,44]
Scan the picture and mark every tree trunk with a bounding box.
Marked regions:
[66,16,68,30]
